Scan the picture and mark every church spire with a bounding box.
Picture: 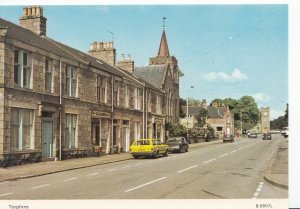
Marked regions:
[157,17,170,57]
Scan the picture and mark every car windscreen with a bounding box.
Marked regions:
[136,140,150,145]
[168,138,181,143]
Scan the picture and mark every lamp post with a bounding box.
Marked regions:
[186,86,194,142]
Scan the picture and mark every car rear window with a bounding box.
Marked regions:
[168,138,181,143]
[136,140,150,145]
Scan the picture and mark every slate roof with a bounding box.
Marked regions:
[181,106,226,119]
[0,17,158,87]
[181,106,201,116]
[134,65,167,90]
[207,106,225,119]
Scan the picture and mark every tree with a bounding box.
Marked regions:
[270,103,288,129]
[209,96,260,130]
[195,108,208,127]
[166,123,187,137]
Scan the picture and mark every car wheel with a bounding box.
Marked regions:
[153,151,159,159]
[185,148,188,152]
[133,155,139,159]
[163,149,168,157]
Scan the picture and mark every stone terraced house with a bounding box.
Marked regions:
[0,6,180,167]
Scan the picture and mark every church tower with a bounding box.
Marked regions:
[149,17,179,85]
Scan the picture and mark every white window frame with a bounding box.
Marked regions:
[148,92,152,112]
[65,114,78,148]
[124,84,129,108]
[66,65,77,97]
[10,108,34,150]
[97,75,107,103]
[156,95,161,114]
[114,80,120,106]
[45,58,53,93]
[14,49,32,89]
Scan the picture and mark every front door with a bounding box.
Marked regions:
[42,119,53,158]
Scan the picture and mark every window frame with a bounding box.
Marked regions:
[14,49,32,89]
[10,108,34,150]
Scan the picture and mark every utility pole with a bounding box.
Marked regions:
[186,86,194,142]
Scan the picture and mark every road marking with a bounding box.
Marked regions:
[108,169,117,172]
[63,178,77,182]
[177,165,198,174]
[122,166,132,169]
[204,158,217,164]
[88,172,99,176]
[0,181,7,185]
[29,184,50,190]
[125,177,167,193]
[219,153,229,158]
[0,192,13,197]
[230,150,237,154]
[135,163,143,166]
[252,182,264,199]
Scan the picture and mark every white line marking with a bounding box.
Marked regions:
[0,182,7,185]
[0,192,13,197]
[88,172,99,176]
[204,158,217,164]
[108,169,117,172]
[219,153,229,158]
[29,184,50,190]
[125,177,167,193]
[63,178,77,182]
[252,182,264,198]
[122,166,131,169]
[253,192,260,197]
[230,150,237,153]
[177,165,198,174]
[135,163,143,166]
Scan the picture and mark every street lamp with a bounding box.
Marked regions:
[186,86,194,142]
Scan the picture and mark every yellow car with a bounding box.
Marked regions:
[130,138,169,159]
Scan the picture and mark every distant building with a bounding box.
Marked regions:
[254,107,270,133]
[180,100,234,138]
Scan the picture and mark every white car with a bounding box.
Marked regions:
[281,127,288,138]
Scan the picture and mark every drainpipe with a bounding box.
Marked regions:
[145,88,148,138]
[111,75,114,154]
[142,86,145,138]
[59,60,62,161]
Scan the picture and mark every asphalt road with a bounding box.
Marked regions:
[0,135,287,199]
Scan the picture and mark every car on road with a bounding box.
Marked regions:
[248,132,258,138]
[281,127,289,138]
[167,137,189,153]
[223,135,234,143]
[130,138,169,159]
[262,132,272,140]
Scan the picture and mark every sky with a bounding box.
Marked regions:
[0,5,288,120]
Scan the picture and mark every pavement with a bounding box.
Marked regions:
[0,137,288,191]
[0,139,223,183]
[263,138,288,189]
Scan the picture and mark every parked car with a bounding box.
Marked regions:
[248,132,258,138]
[167,137,189,153]
[130,138,169,159]
[223,135,234,143]
[262,132,272,140]
[281,127,289,138]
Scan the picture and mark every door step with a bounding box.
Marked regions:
[41,157,55,162]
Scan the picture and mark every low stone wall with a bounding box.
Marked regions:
[0,152,42,168]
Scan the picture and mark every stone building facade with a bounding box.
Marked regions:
[0,6,181,167]
[180,100,234,138]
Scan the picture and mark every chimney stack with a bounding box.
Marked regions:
[201,99,207,109]
[88,42,116,66]
[116,54,134,74]
[19,6,47,36]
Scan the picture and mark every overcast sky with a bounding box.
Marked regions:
[0,5,288,120]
